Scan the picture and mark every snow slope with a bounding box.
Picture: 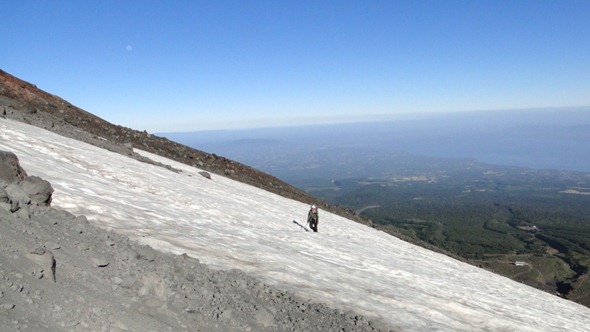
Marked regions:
[1,118,589,331]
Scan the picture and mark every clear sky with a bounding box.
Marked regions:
[2,0,589,132]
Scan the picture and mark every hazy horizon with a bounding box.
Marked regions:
[158,106,590,133]
[161,107,590,173]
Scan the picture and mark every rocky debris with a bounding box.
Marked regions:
[199,171,212,180]
[0,152,54,215]
[0,150,392,331]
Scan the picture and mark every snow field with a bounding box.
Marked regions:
[2,118,589,331]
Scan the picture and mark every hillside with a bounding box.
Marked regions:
[2,70,590,331]
[4,113,590,331]
[0,70,388,331]
[0,145,386,331]
[175,115,590,307]
[1,69,464,261]
[0,69,367,227]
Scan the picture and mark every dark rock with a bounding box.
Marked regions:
[0,150,28,182]
[135,244,157,262]
[92,257,109,267]
[19,176,53,206]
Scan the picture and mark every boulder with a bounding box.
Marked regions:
[19,175,53,206]
[26,247,57,282]
[0,150,28,182]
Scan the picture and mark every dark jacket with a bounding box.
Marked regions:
[307,208,319,232]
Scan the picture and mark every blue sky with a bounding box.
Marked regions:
[2,0,589,132]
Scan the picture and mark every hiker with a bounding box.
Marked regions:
[307,204,319,232]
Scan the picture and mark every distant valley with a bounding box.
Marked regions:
[163,107,590,175]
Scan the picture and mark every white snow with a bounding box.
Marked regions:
[2,118,589,331]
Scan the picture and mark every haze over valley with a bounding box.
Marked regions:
[162,107,590,178]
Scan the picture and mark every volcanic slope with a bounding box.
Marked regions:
[2,117,590,331]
